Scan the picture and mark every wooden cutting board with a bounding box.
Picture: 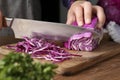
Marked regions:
[0,34,120,75]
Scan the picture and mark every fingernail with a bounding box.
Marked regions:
[86,19,91,24]
[78,21,83,26]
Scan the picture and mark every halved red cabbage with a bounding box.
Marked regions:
[65,18,102,51]
[7,37,81,62]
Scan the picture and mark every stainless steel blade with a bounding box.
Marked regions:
[10,18,99,41]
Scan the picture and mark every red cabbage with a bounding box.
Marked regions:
[65,18,102,51]
[7,37,81,62]
[98,0,120,25]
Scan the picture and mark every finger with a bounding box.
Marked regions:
[83,2,92,24]
[74,5,84,26]
[93,6,106,28]
[66,10,76,25]
[0,11,2,29]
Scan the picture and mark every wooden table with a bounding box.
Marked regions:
[54,54,120,80]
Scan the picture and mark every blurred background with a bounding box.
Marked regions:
[41,0,67,23]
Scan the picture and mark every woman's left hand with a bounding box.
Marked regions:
[66,1,106,28]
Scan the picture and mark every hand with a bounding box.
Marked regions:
[67,1,106,28]
[0,11,7,29]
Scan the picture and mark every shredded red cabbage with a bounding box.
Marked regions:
[7,37,81,62]
[65,18,102,51]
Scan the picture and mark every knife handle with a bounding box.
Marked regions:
[5,18,14,27]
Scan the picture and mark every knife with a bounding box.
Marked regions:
[5,18,100,41]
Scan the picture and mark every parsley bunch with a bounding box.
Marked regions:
[0,52,57,80]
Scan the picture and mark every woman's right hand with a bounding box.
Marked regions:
[0,11,7,29]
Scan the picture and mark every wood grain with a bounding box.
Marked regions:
[54,54,120,80]
[54,41,120,74]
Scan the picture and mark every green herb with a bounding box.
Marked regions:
[0,52,57,80]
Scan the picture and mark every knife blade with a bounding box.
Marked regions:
[7,18,99,41]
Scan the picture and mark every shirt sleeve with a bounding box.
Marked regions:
[89,0,99,5]
[62,0,75,8]
[62,0,99,8]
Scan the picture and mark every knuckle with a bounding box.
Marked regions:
[84,1,92,6]
[85,15,91,19]
[77,16,83,21]
[95,6,104,11]
[74,5,82,11]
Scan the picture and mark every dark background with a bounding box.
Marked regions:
[41,0,60,23]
